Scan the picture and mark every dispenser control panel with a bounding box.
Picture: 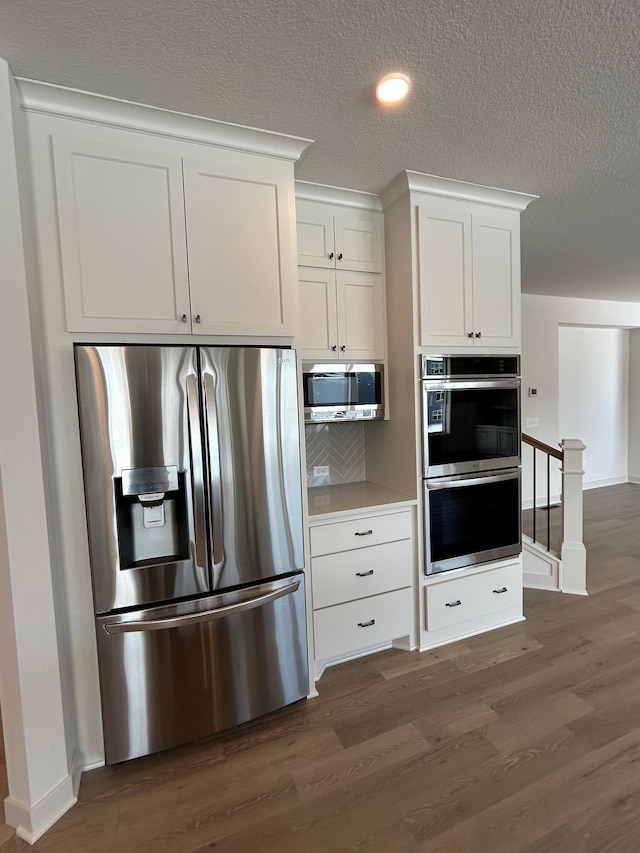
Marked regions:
[121,466,179,496]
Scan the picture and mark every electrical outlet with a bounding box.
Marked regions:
[313,465,329,477]
[525,417,539,428]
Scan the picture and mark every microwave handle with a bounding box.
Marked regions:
[425,470,519,490]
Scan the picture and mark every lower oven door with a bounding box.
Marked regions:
[424,469,521,575]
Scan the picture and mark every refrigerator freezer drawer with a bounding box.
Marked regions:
[95,575,308,764]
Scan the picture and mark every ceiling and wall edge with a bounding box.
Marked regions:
[16,77,314,163]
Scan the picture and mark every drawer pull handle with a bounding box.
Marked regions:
[356,570,374,577]
[445,600,462,608]
[358,619,376,628]
[355,529,373,537]
[493,586,508,594]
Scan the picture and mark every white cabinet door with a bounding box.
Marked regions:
[334,209,384,273]
[183,154,297,336]
[298,269,338,359]
[417,200,520,349]
[296,200,335,269]
[417,201,474,348]
[296,202,384,273]
[471,210,520,349]
[53,136,191,333]
[337,271,385,360]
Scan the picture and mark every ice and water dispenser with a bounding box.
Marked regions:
[114,464,190,569]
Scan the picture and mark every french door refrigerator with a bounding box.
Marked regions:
[75,345,308,764]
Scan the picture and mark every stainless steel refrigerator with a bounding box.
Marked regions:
[74,345,308,764]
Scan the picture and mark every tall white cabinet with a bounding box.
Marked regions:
[365,170,538,653]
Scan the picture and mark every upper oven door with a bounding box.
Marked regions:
[422,378,521,477]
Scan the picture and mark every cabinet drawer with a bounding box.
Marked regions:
[425,564,522,633]
[310,510,411,557]
[312,539,413,610]
[313,587,412,660]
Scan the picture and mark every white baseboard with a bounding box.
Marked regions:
[4,771,76,845]
[583,475,628,491]
[627,475,640,485]
[522,494,561,511]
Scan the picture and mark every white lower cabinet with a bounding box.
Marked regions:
[309,508,414,670]
[423,560,523,648]
[314,588,413,661]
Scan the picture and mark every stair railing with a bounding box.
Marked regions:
[522,434,563,552]
[522,435,587,595]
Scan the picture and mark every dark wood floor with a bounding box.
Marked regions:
[3,483,640,852]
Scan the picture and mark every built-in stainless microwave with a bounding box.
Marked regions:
[302,363,384,423]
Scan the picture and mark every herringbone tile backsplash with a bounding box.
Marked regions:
[305,423,365,487]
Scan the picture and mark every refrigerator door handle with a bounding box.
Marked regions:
[103,579,301,634]
[201,368,225,578]
[186,373,207,572]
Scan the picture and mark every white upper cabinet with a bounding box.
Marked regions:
[295,187,387,360]
[182,154,297,336]
[298,268,384,360]
[416,195,521,349]
[470,210,521,349]
[53,137,191,334]
[53,128,304,336]
[296,200,383,273]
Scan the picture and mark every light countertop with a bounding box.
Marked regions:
[307,481,416,520]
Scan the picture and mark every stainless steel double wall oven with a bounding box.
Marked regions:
[421,354,522,575]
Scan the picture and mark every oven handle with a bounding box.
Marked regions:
[422,378,520,391]
[425,470,520,490]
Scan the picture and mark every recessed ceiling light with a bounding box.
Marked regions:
[376,73,411,105]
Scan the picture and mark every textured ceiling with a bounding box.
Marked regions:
[2,0,640,301]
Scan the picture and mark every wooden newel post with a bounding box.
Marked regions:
[560,439,587,595]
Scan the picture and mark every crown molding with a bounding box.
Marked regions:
[295,180,383,211]
[15,78,314,162]
[381,170,538,212]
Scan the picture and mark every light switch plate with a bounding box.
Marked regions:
[525,418,539,428]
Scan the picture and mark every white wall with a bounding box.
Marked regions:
[0,58,75,842]
[629,329,640,482]
[521,294,640,503]
[559,326,628,488]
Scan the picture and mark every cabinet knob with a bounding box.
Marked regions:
[356,569,374,577]
[475,332,482,338]
[194,314,201,324]
[337,253,343,261]
[180,314,188,323]
[355,529,373,537]
[357,619,376,628]
[328,252,334,260]
[340,345,346,351]
[331,345,338,351]
[467,332,474,338]
[493,586,508,594]
[445,600,462,608]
